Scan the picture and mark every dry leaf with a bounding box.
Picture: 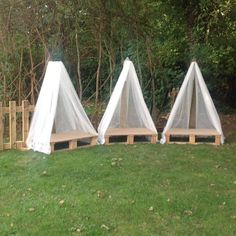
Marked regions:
[59,200,65,205]
[101,224,109,230]
[28,208,35,212]
[184,210,192,216]
[97,191,104,198]
[149,206,154,211]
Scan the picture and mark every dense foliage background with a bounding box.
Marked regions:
[0,0,235,113]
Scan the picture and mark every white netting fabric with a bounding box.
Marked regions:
[98,58,157,144]
[26,61,97,154]
[161,61,224,144]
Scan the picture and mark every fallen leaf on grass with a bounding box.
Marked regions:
[184,210,192,216]
[101,224,109,231]
[219,202,226,209]
[28,208,35,212]
[59,200,65,205]
[97,191,104,199]
[149,206,154,211]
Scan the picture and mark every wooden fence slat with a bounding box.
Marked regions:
[9,101,17,149]
[0,102,3,150]
[22,100,29,146]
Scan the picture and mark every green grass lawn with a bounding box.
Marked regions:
[0,135,236,236]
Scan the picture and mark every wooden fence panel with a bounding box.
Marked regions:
[0,100,34,151]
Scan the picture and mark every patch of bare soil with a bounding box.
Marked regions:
[220,114,236,138]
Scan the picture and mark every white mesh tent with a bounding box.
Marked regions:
[161,61,224,144]
[26,61,97,154]
[98,58,157,144]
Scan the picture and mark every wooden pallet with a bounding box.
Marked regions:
[50,130,97,152]
[165,128,221,145]
[104,128,158,145]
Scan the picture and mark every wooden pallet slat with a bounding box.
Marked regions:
[50,130,98,152]
[104,128,158,145]
[165,128,221,145]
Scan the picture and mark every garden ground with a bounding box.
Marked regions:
[0,131,236,235]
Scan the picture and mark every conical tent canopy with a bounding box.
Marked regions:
[26,61,97,154]
[161,61,224,144]
[98,58,157,144]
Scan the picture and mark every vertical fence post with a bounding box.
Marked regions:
[9,101,16,149]
[0,102,3,150]
[22,100,29,147]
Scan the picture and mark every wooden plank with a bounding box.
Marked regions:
[50,130,97,143]
[2,107,10,113]
[90,137,97,146]
[120,82,128,128]
[166,134,170,144]
[215,135,221,145]
[22,100,29,145]
[166,128,222,145]
[127,135,134,144]
[29,105,35,112]
[105,136,110,145]
[0,102,3,150]
[69,140,77,150]
[106,128,157,136]
[9,101,17,149]
[3,143,10,149]
[166,128,220,136]
[151,135,157,144]
[189,134,195,144]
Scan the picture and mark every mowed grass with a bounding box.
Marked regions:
[0,136,236,235]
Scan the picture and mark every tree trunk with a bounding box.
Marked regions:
[95,29,102,127]
[76,31,82,100]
